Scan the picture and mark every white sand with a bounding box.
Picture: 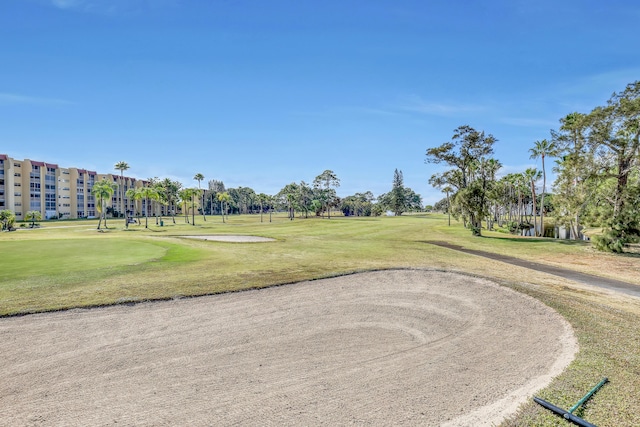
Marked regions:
[0,269,577,426]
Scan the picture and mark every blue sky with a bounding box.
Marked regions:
[2,0,639,204]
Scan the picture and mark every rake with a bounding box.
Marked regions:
[533,377,608,427]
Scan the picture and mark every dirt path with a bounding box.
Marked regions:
[427,241,640,298]
[0,270,576,426]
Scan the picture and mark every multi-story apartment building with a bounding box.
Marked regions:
[0,154,144,221]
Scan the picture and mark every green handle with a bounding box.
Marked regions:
[569,377,608,414]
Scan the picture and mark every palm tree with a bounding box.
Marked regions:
[93,179,117,230]
[178,188,197,224]
[217,191,231,223]
[0,209,16,231]
[191,188,201,226]
[139,185,159,228]
[194,173,206,222]
[24,210,42,228]
[257,193,269,223]
[158,178,181,224]
[529,139,558,237]
[524,168,542,236]
[126,187,143,225]
[114,161,130,227]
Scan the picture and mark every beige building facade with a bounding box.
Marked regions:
[0,154,144,221]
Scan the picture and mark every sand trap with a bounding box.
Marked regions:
[0,270,576,426]
[181,235,275,242]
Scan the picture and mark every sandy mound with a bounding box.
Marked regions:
[181,235,275,242]
[0,270,576,426]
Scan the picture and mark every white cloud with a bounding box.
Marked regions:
[48,0,179,15]
[51,0,83,9]
[395,95,487,117]
[0,93,72,106]
[498,117,558,128]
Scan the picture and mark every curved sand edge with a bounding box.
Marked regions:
[0,269,577,426]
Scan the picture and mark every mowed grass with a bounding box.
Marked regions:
[1,213,639,426]
[0,239,167,280]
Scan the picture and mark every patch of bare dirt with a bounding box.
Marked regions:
[0,270,576,426]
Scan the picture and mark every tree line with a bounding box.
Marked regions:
[427,80,640,253]
[0,167,424,231]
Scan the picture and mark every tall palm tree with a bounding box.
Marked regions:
[179,188,195,224]
[93,178,117,230]
[524,168,542,236]
[191,188,201,226]
[126,187,143,225]
[159,178,181,224]
[217,191,231,223]
[194,173,206,221]
[257,193,269,223]
[139,185,159,228]
[114,161,130,227]
[529,139,558,237]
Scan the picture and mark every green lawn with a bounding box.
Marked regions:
[1,213,639,426]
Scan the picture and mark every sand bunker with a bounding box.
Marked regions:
[181,235,275,242]
[0,270,576,426]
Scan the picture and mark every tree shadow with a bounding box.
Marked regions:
[480,235,589,246]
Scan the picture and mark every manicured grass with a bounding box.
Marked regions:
[1,212,639,426]
[0,238,167,281]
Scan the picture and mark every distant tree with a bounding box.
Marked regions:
[433,197,449,213]
[390,169,407,216]
[313,170,340,219]
[529,139,558,236]
[126,187,142,225]
[159,178,182,224]
[297,181,314,218]
[25,210,42,228]
[0,209,16,231]
[277,183,300,220]
[178,188,192,223]
[114,161,130,227]
[551,112,590,240]
[257,193,270,222]
[217,191,231,223]
[93,178,117,230]
[139,185,160,228]
[524,168,542,234]
[194,173,206,221]
[340,191,375,216]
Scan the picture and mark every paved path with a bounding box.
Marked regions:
[427,241,640,298]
